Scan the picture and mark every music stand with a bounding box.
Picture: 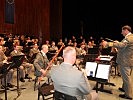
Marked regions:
[87,47,99,54]
[47,50,56,60]
[100,47,111,55]
[0,62,15,100]
[11,55,26,97]
[85,62,113,93]
[84,48,99,63]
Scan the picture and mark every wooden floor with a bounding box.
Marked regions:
[0,69,131,100]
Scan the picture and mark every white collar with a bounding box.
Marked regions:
[63,62,73,66]
[41,50,46,56]
[125,32,131,37]
[14,50,18,53]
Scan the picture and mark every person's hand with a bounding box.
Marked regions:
[3,60,8,64]
[40,69,47,76]
[113,40,119,43]
[102,40,108,46]
[48,62,53,69]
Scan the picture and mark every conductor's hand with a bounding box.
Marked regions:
[113,40,119,43]
[102,40,108,47]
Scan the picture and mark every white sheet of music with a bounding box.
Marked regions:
[85,62,97,77]
[96,64,110,79]
[99,55,114,61]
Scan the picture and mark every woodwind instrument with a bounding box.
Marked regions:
[45,44,65,71]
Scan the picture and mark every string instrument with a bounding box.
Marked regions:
[45,44,65,71]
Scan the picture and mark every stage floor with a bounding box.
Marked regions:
[0,70,129,100]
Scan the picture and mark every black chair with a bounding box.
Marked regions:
[54,90,77,100]
[38,83,54,100]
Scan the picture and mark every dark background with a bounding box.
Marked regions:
[1,0,133,44]
[62,0,133,42]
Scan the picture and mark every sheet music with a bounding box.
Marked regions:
[85,62,97,77]
[96,64,110,79]
[98,55,114,61]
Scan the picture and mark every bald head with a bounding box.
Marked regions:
[63,46,76,64]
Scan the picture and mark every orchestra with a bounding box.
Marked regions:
[0,34,121,100]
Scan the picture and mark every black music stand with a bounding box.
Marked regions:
[100,47,111,55]
[47,50,56,60]
[83,48,99,65]
[87,47,99,54]
[85,62,113,94]
[11,55,26,98]
[0,62,15,100]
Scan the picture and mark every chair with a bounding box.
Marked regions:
[33,64,43,91]
[54,90,77,100]
[38,83,54,100]
[34,75,51,91]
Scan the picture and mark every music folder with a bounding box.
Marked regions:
[11,55,25,67]
[85,62,111,81]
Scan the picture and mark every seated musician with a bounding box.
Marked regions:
[29,44,40,63]
[0,46,14,89]
[73,42,80,55]
[33,44,52,84]
[57,38,64,47]
[79,44,87,56]
[67,39,74,46]
[10,45,33,82]
[51,46,98,100]
[45,40,51,48]
[49,41,58,52]
[48,41,59,60]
